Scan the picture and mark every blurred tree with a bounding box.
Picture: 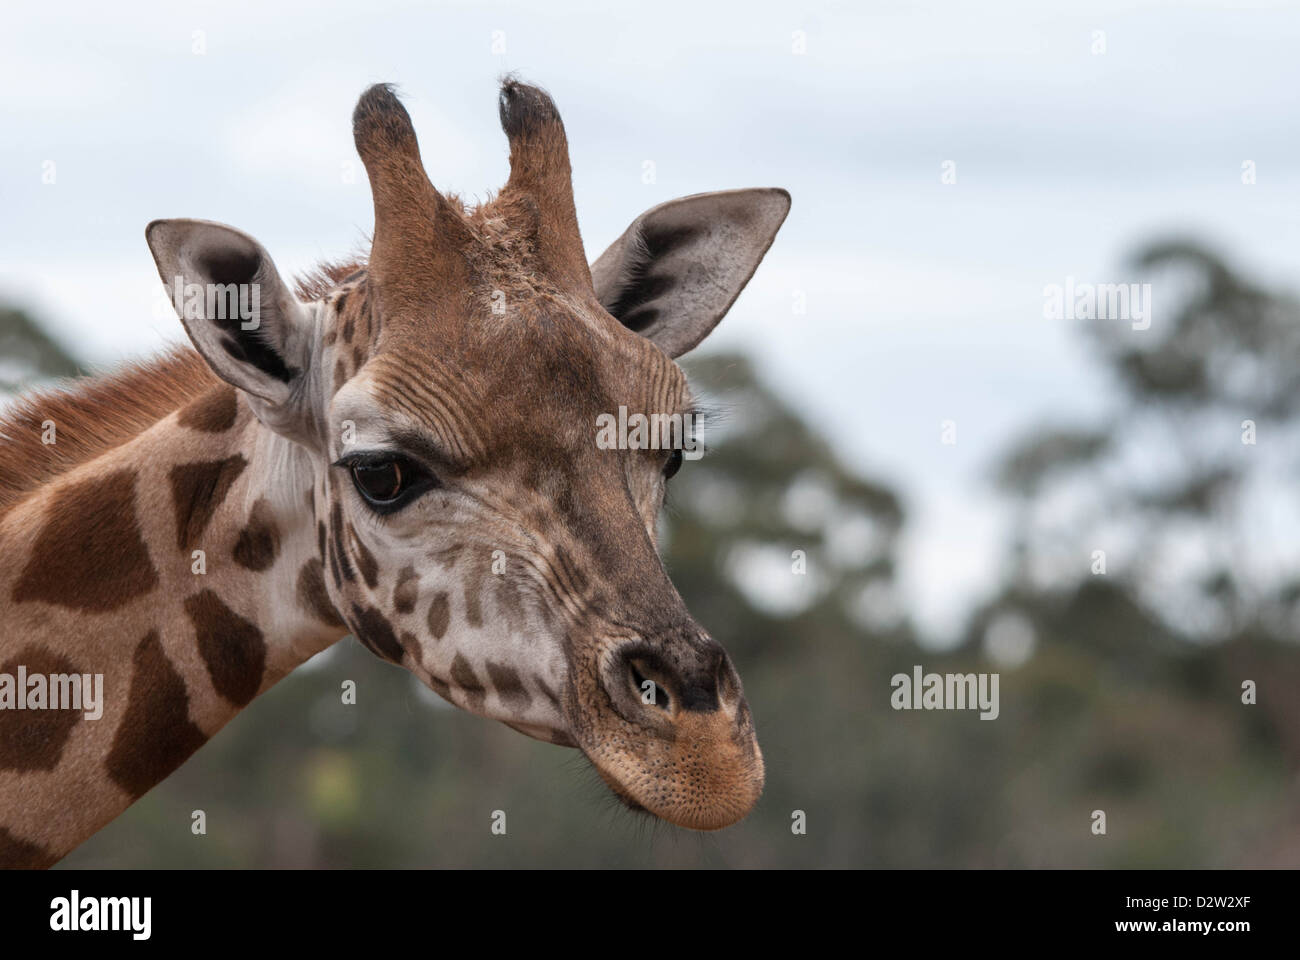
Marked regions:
[974,239,1300,865]
[0,305,80,396]
[993,240,1300,642]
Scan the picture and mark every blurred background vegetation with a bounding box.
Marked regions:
[6,236,1296,867]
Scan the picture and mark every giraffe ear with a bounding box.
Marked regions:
[146,219,311,410]
[591,188,790,358]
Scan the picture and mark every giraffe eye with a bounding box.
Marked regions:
[663,448,684,480]
[346,455,436,512]
[352,459,404,502]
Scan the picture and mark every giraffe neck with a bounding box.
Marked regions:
[0,379,346,867]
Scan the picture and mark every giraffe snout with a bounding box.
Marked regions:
[609,634,740,721]
[580,632,764,830]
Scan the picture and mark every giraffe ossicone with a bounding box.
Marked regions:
[0,78,790,866]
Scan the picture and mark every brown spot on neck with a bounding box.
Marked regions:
[12,470,159,613]
[232,498,281,571]
[177,384,239,433]
[0,646,86,771]
[0,827,57,869]
[297,558,344,627]
[169,456,248,551]
[184,591,267,707]
[106,631,208,798]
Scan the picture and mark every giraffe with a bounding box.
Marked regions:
[0,79,790,867]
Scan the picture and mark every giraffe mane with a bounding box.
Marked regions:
[0,345,218,517]
[292,258,368,302]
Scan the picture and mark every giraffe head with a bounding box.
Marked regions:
[145,81,789,830]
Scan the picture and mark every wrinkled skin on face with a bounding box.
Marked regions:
[146,80,789,829]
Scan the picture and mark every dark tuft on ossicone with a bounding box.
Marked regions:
[352,83,419,158]
[498,75,563,139]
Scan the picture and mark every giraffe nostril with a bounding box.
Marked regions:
[628,660,672,712]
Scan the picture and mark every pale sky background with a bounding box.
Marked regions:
[2,0,1299,642]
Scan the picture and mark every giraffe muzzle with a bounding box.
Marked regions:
[573,634,764,830]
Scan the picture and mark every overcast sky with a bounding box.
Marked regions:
[3,0,1299,640]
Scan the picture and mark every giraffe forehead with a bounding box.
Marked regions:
[352,320,691,457]
[319,251,691,424]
